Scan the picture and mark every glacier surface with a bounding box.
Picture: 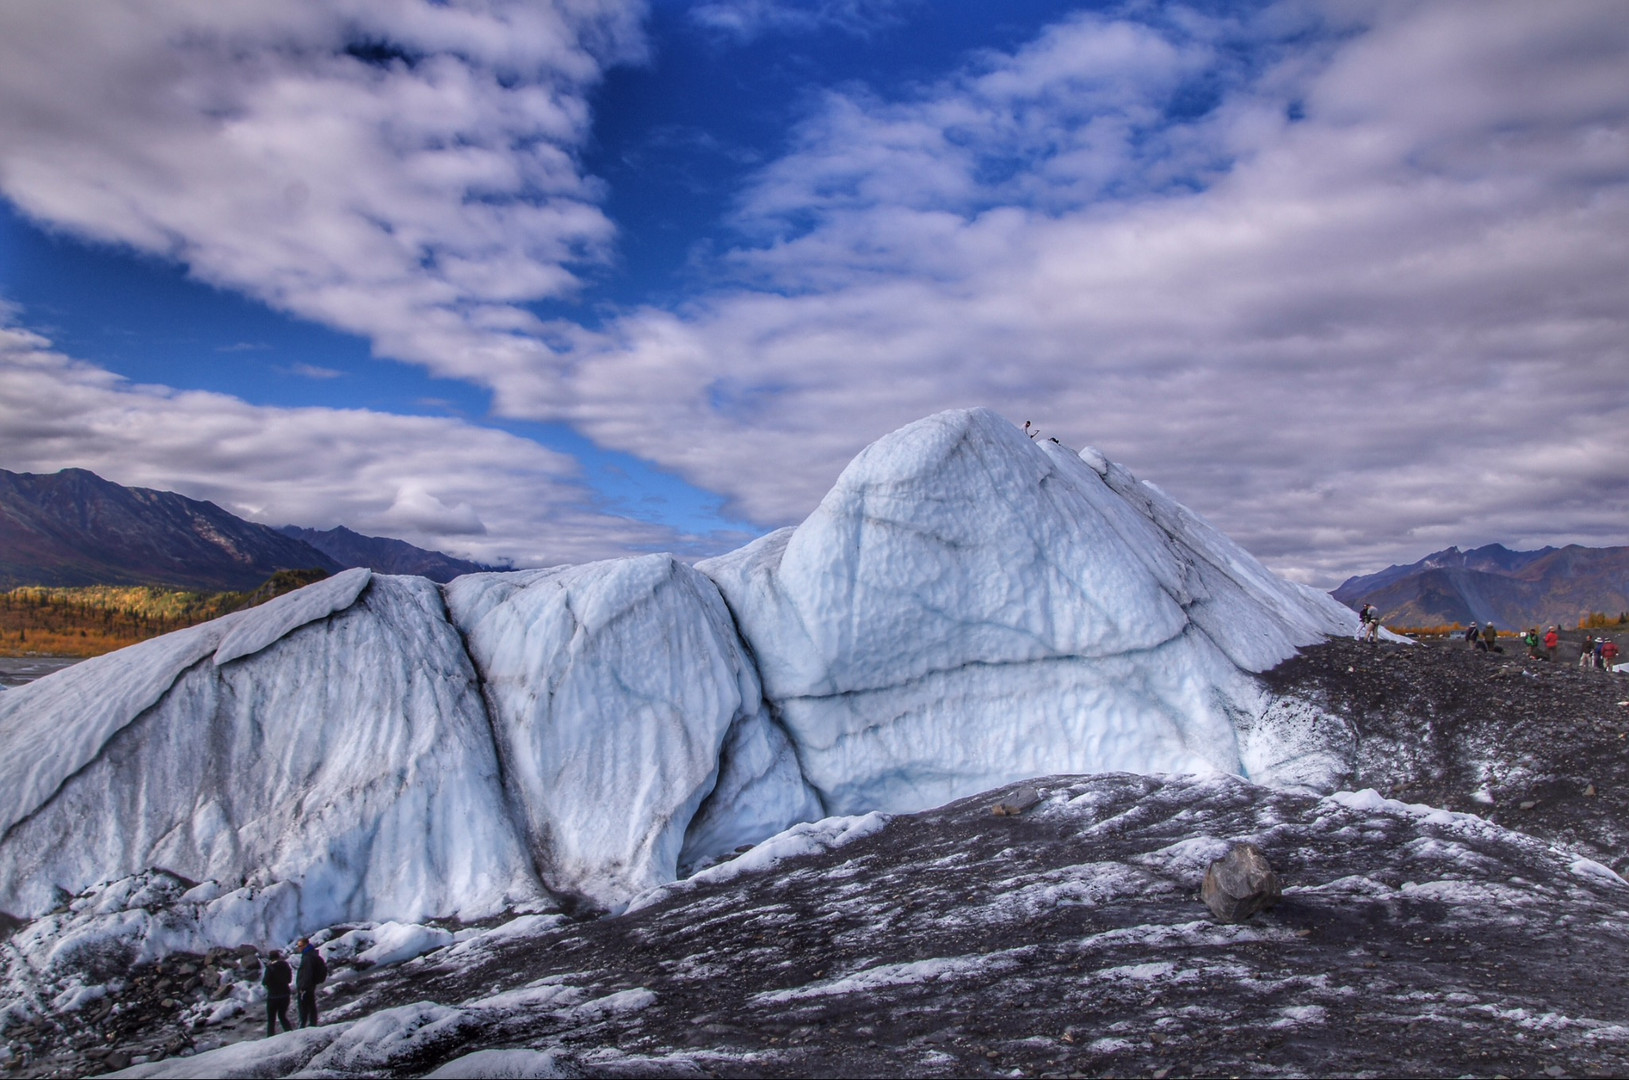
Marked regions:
[0,407,1354,935]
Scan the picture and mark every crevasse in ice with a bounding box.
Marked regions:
[0,408,1354,932]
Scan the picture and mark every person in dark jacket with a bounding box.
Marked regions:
[261,950,293,1037]
[295,938,327,1028]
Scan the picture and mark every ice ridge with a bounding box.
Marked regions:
[0,408,1356,932]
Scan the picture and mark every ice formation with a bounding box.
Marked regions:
[700,410,1354,812]
[0,408,1354,937]
[444,555,816,908]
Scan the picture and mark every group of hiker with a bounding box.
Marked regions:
[1459,620,1621,670]
[1462,621,1504,653]
[1579,634,1622,671]
[259,937,328,1038]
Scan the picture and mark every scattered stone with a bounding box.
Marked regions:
[1520,800,1538,810]
[1586,784,1597,797]
[1201,843,1282,923]
[992,785,1041,816]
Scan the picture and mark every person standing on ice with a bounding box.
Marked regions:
[295,938,327,1027]
[260,949,293,1037]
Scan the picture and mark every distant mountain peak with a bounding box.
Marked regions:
[0,467,500,591]
[1333,542,1629,628]
[278,524,499,583]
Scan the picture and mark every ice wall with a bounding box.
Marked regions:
[699,409,1355,813]
[0,573,542,926]
[0,408,1354,931]
[445,556,816,909]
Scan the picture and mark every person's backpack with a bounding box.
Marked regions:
[311,950,328,984]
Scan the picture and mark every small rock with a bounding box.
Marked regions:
[991,785,1041,816]
[1201,842,1282,923]
[1585,784,1597,797]
[1519,800,1538,810]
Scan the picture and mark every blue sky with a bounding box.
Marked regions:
[0,0,1625,582]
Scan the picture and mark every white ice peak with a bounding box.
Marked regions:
[0,409,1355,935]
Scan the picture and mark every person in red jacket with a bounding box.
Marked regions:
[1605,638,1621,671]
[1544,626,1559,663]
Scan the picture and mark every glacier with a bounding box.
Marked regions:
[0,408,1354,942]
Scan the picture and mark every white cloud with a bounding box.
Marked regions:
[515,0,1629,585]
[0,324,722,568]
[689,0,911,42]
[4,0,1625,587]
[288,362,343,379]
[0,0,646,386]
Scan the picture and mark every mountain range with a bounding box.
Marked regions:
[1333,542,1629,629]
[0,468,497,591]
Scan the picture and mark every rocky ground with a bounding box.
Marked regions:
[1261,636,1629,870]
[4,637,1629,1079]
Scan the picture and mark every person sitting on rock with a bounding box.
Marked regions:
[261,949,293,1038]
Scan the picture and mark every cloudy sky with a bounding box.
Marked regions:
[0,0,1624,584]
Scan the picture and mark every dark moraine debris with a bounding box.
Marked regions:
[19,768,1628,1080]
